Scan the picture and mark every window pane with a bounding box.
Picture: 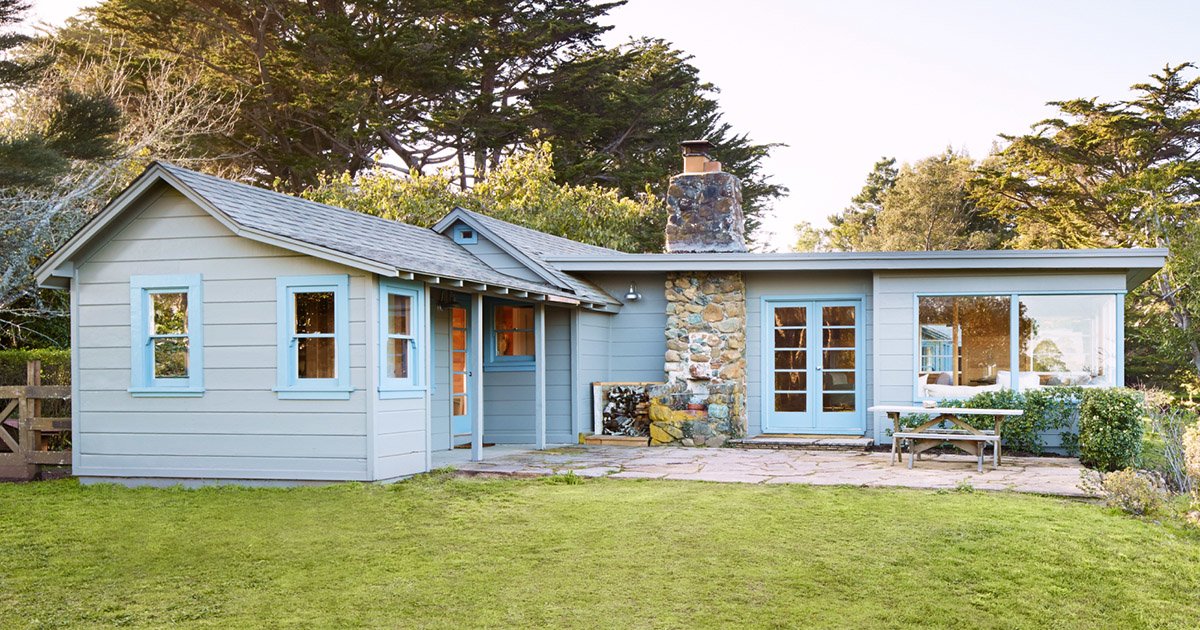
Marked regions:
[822,371,855,391]
[823,328,855,348]
[823,306,855,326]
[774,350,806,370]
[452,373,466,394]
[774,371,806,391]
[452,395,467,416]
[496,330,534,356]
[496,305,534,330]
[388,294,411,336]
[451,329,466,351]
[151,292,188,335]
[775,393,807,412]
[452,351,467,372]
[451,307,467,329]
[774,307,805,326]
[917,295,1011,398]
[153,338,189,378]
[823,393,855,412]
[295,292,335,334]
[823,350,855,370]
[387,338,409,379]
[297,337,335,379]
[774,328,806,348]
[1018,295,1117,389]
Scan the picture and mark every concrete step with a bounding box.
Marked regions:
[729,436,874,451]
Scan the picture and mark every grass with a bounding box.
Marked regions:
[1,475,1198,629]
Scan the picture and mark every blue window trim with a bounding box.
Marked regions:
[484,298,535,372]
[378,279,426,399]
[129,274,204,397]
[274,275,352,400]
[910,290,1126,403]
[452,224,478,245]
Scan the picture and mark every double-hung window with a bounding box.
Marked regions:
[276,275,351,399]
[129,274,204,396]
[379,280,423,397]
[485,301,535,371]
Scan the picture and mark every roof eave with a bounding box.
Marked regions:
[431,207,573,291]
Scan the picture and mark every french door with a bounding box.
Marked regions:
[764,299,864,434]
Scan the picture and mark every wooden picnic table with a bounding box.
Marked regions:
[868,405,1025,473]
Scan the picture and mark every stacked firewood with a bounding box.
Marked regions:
[602,385,651,436]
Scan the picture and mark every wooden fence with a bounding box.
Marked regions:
[0,360,71,480]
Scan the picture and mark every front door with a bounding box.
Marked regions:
[449,302,474,446]
[765,299,864,434]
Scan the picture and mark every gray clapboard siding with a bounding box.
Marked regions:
[482,305,573,444]
[745,271,875,436]
[574,309,612,433]
[870,270,1128,447]
[453,227,545,284]
[74,188,372,481]
[582,273,667,382]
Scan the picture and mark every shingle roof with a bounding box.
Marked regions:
[154,163,614,303]
[446,207,626,303]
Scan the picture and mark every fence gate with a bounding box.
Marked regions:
[0,360,71,481]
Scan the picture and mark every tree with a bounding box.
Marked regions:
[825,157,896,251]
[973,63,1200,389]
[529,38,785,238]
[829,150,1005,252]
[0,0,121,188]
[791,221,824,252]
[301,142,663,253]
[57,2,784,241]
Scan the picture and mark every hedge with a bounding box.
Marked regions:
[0,348,71,386]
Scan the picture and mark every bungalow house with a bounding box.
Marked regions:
[34,142,1166,485]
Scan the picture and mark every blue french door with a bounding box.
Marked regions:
[765,300,864,434]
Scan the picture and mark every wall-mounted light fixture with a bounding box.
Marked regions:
[436,291,458,311]
[624,282,642,302]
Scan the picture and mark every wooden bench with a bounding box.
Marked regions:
[869,405,1024,474]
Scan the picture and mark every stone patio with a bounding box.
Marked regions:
[450,445,1094,497]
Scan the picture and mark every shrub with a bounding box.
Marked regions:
[1140,392,1197,494]
[0,348,71,385]
[934,386,1081,455]
[1078,388,1144,472]
[1099,468,1166,516]
[1185,423,1200,521]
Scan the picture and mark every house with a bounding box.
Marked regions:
[34,142,1166,485]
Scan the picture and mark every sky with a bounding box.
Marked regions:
[20,1,1200,249]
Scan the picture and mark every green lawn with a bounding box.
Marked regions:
[1,474,1198,629]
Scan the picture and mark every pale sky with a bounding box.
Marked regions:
[22,1,1200,249]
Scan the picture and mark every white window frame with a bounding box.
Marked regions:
[275,275,351,400]
[378,279,425,398]
[129,274,204,397]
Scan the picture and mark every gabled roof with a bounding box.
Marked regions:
[35,162,620,309]
[432,207,621,304]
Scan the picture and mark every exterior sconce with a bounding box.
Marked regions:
[624,282,642,302]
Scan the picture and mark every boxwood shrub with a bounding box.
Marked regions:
[933,387,1082,455]
[1078,388,1144,472]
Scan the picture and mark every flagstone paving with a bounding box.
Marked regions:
[451,445,1093,497]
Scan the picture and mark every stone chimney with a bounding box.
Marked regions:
[649,141,748,447]
[665,140,748,253]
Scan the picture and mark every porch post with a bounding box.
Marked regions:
[423,284,433,472]
[535,303,547,450]
[471,292,485,462]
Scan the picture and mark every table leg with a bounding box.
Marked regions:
[977,448,984,474]
[908,446,915,469]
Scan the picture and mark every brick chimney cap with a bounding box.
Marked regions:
[680,139,714,155]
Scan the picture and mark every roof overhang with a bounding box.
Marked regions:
[432,208,573,291]
[544,249,1168,290]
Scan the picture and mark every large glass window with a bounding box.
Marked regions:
[917,295,1011,399]
[379,280,423,396]
[916,293,1121,400]
[130,274,204,396]
[276,275,350,399]
[1018,294,1117,389]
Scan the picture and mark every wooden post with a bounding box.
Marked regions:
[471,292,485,462]
[26,360,41,451]
[534,303,546,450]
